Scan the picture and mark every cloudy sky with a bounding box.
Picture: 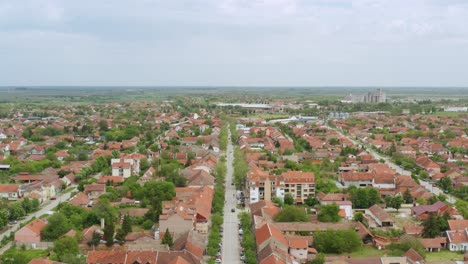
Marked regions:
[1,0,468,86]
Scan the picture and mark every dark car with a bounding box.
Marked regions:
[231,208,235,212]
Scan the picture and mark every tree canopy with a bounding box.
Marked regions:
[274,206,309,222]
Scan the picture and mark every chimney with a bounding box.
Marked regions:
[100,218,105,229]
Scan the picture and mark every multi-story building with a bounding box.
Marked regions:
[111,154,143,178]
[248,166,315,204]
[341,88,386,104]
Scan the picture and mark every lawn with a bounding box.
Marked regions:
[1,248,49,264]
[349,246,388,257]
[327,246,389,258]
[425,250,464,261]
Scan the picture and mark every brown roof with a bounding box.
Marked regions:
[0,184,19,193]
[125,250,157,264]
[84,183,106,192]
[448,220,468,231]
[23,219,47,236]
[86,251,126,264]
[420,237,446,249]
[368,204,394,223]
[256,223,288,248]
[403,248,424,263]
[282,171,315,183]
[68,192,90,206]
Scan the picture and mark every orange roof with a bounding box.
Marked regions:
[286,236,309,249]
[0,184,19,193]
[448,220,468,231]
[69,192,90,206]
[256,223,288,248]
[86,251,126,264]
[23,219,47,236]
[282,171,315,183]
[168,256,191,264]
[125,251,157,264]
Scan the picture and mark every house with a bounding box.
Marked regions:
[420,237,446,252]
[15,219,47,243]
[446,228,468,252]
[256,222,289,252]
[98,176,124,185]
[83,183,106,199]
[159,201,195,240]
[68,192,90,207]
[340,172,373,188]
[286,235,310,261]
[411,201,458,220]
[448,220,468,231]
[366,204,394,228]
[416,156,441,175]
[86,251,127,264]
[0,184,21,200]
[396,146,416,158]
[403,248,424,264]
[446,220,468,252]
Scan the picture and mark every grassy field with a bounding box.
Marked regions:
[431,111,467,117]
[348,246,388,257]
[1,248,49,263]
[425,250,464,261]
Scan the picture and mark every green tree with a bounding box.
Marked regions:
[403,188,412,204]
[314,229,361,253]
[309,253,325,264]
[41,213,72,241]
[317,203,341,222]
[87,231,101,247]
[122,214,132,235]
[54,236,79,261]
[389,235,425,257]
[349,187,381,209]
[438,177,452,192]
[391,195,403,211]
[353,212,364,222]
[284,193,294,205]
[115,228,126,243]
[104,216,115,247]
[274,206,308,222]
[304,197,319,207]
[422,213,442,238]
[162,228,173,247]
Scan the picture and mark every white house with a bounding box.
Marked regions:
[446,228,468,252]
[0,184,20,200]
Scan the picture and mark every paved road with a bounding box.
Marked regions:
[221,125,241,264]
[0,186,76,244]
[330,126,456,204]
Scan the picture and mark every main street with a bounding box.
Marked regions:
[329,125,456,204]
[0,186,76,244]
[221,125,241,264]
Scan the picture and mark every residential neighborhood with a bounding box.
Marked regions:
[0,93,467,264]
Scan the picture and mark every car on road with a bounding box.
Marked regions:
[231,208,235,212]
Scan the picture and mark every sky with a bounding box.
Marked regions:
[1,0,468,87]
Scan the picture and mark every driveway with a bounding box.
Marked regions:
[221,125,241,264]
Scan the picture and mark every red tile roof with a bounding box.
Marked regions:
[0,184,19,193]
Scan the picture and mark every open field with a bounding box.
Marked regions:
[425,250,465,261]
[1,86,467,105]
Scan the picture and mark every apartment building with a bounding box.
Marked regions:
[248,167,315,204]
